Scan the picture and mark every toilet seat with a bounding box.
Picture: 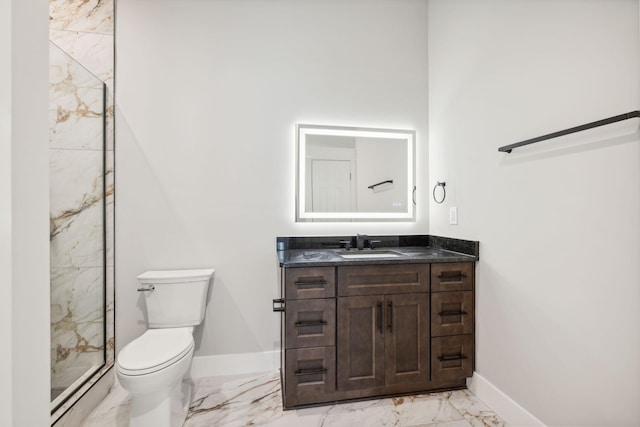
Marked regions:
[117,328,194,376]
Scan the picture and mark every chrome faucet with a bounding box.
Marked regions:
[356,234,368,250]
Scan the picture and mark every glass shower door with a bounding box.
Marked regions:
[49,41,106,410]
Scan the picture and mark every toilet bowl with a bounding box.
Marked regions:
[116,269,214,427]
[117,328,195,427]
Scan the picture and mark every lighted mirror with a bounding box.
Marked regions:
[296,124,416,222]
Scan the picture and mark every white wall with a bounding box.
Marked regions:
[0,0,51,425]
[115,0,429,357]
[0,0,12,421]
[428,0,640,425]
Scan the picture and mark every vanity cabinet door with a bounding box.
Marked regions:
[286,266,335,300]
[337,295,385,391]
[431,263,473,292]
[338,264,429,296]
[337,293,430,391]
[385,293,430,385]
[431,291,473,337]
[285,299,335,349]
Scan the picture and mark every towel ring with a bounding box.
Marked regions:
[433,182,446,204]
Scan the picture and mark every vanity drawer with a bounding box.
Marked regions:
[337,264,429,296]
[284,346,336,407]
[431,291,473,337]
[431,263,474,292]
[285,299,335,349]
[285,267,336,300]
[432,334,474,383]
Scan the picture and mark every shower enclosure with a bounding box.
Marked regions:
[48,0,115,421]
[49,41,114,414]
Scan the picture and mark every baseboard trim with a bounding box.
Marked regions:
[188,350,280,379]
[467,372,547,427]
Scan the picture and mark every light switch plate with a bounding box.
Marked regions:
[449,206,458,225]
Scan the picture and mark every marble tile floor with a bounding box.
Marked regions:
[81,370,507,427]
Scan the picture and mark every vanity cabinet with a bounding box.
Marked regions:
[278,261,475,409]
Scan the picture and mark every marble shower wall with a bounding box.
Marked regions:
[49,0,114,403]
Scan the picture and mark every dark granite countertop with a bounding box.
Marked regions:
[277,235,479,268]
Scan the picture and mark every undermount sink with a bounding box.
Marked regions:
[339,251,402,259]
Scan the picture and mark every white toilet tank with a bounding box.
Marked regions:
[137,269,215,328]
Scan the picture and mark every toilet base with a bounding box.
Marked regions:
[129,379,194,427]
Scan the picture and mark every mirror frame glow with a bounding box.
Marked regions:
[296,124,416,222]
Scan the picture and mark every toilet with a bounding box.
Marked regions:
[116,268,215,427]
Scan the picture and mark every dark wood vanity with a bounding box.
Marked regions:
[275,235,478,409]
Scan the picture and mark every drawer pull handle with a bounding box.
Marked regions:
[377,301,383,334]
[437,272,466,280]
[438,354,468,362]
[294,320,328,327]
[272,298,285,312]
[387,301,393,333]
[295,281,327,288]
[294,368,327,376]
[438,310,468,316]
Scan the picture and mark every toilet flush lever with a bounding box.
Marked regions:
[137,285,155,292]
